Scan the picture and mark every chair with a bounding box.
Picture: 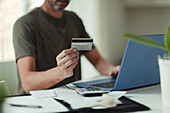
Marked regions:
[0,80,10,96]
[0,61,19,95]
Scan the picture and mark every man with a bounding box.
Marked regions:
[13,0,120,94]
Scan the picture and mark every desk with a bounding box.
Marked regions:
[126,84,170,113]
[2,80,170,113]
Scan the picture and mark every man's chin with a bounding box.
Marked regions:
[47,0,69,11]
[53,5,66,10]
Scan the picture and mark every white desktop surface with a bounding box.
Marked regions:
[2,76,170,113]
[125,84,170,113]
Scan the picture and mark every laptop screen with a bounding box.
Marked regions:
[114,34,168,90]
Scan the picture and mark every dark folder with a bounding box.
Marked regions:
[57,96,150,113]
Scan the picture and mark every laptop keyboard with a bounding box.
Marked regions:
[86,87,101,91]
[91,81,115,88]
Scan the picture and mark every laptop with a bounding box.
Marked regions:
[73,34,168,93]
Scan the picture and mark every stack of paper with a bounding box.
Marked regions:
[30,87,127,110]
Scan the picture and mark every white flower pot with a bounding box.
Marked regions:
[158,57,170,108]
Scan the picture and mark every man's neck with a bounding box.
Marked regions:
[40,1,64,19]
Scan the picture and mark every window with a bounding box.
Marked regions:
[0,0,43,62]
[0,0,22,61]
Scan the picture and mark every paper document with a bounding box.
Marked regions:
[54,87,97,109]
[30,89,56,98]
[30,87,126,110]
[54,87,126,109]
[2,96,68,113]
[107,91,127,99]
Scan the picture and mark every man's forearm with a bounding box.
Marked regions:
[95,59,114,76]
[84,48,115,76]
[21,67,65,93]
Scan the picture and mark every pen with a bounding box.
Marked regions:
[8,103,42,108]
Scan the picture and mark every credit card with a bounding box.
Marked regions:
[71,38,93,51]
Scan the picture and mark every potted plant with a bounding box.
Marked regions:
[123,26,170,108]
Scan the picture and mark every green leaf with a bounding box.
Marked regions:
[123,34,167,50]
[165,26,170,54]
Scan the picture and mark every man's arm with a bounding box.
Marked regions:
[17,48,79,93]
[84,47,120,76]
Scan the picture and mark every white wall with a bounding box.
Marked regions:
[127,7,170,35]
[100,0,128,65]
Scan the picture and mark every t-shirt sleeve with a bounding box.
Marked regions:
[70,11,90,38]
[78,17,90,38]
[13,19,36,62]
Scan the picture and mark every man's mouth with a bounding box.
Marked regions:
[55,0,69,7]
[55,0,69,4]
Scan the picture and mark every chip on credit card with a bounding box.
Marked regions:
[71,38,93,51]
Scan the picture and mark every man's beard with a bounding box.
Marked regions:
[47,0,70,10]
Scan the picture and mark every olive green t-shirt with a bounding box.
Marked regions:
[13,8,90,94]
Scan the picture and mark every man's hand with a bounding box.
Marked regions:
[111,65,120,78]
[56,48,79,79]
